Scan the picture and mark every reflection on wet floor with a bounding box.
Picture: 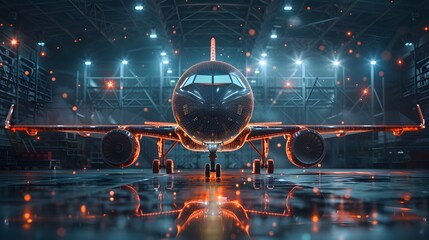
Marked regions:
[1,169,429,239]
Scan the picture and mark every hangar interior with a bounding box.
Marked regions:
[3,1,429,240]
[0,0,429,170]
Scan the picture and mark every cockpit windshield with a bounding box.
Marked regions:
[181,72,245,88]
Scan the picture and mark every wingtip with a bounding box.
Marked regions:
[5,104,14,129]
[417,104,425,129]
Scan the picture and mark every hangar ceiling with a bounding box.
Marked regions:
[1,0,428,66]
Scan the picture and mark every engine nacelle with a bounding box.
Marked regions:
[286,129,326,168]
[101,129,140,168]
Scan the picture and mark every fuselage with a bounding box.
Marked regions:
[172,61,254,145]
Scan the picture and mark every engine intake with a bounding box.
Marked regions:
[101,129,140,168]
[286,129,326,168]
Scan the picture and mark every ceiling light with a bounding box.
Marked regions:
[84,61,91,66]
[150,29,157,39]
[135,5,143,11]
[122,60,128,65]
[270,30,278,39]
[284,5,292,11]
[370,60,376,65]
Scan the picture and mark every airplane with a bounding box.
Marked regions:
[4,38,426,178]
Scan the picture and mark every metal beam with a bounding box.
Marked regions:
[67,0,114,44]
[308,0,360,50]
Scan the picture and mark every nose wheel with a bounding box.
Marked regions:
[204,163,221,178]
[205,143,221,179]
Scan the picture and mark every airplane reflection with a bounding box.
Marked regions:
[5,173,427,239]
[129,176,326,239]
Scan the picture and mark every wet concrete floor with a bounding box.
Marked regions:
[1,168,429,239]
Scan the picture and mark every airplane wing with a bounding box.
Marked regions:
[247,104,425,141]
[4,104,179,141]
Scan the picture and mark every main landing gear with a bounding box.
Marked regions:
[152,139,178,175]
[249,138,275,174]
[205,143,221,179]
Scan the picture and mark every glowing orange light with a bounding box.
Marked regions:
[24,213,31,219]
[348,49,353,54]
[248,29,256,36]
[72,171,76,175]
[245,52,251,57]
[307,6,311,10]
[109,190,115,196]
[72,106,78,112]
[80,205,87,214]
[106,80,114,89]
[51,77,56,82]
[24,194,31,202]
[36,136,41,140]
[62,93,68,99]
[40,51,46,56]
[11,38,18,45]
[346,31,352,36]
[312,215,319,223]
[143,107,149,112]
[24,70,30,76]
[397,59,403,65]
[403,193,411,201]
[425,26,428,31]
[363,89,368,94]
[26,219,33,224]
[235,190,241,196]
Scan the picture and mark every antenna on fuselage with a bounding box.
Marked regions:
[210,37,216,61]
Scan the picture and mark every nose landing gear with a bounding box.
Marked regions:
[205,143,221,179]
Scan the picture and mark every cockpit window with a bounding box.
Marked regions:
[180,71,246,88]
[230,72,244,88]
[194,74,212,84]
[181,75,196,88]
[214,75,232,85]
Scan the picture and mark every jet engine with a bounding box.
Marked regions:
[286,129,326,168]
[101,129,140,168]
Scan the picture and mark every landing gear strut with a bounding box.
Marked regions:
[205,143,221,178]
[152,139,178,174]
[248,138,275,174]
